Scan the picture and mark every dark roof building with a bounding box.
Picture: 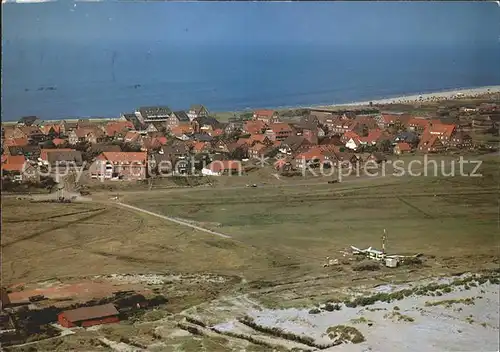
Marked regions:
[46,150,83,166]
[121,113,145,130]
[136,106,172,123]
[17,116,40,126]
[171,111,190,122]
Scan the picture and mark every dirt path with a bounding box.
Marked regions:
[115,201,232,239]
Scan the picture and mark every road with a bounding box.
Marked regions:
[115,201,232,239]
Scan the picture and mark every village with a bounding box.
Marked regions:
[2,95,499,188]
[1,93,499,351]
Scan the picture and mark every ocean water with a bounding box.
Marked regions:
[2,2,500,121]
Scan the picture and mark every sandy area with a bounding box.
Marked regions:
[325,85,500,108]
[209,274,499,351]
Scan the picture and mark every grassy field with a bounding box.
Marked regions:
[2,155,498,304]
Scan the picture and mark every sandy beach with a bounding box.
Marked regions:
[324,85,500,108]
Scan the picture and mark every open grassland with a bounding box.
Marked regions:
[2,155,498,306]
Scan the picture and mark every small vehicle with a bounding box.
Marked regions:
[328,180,339,184]
[251,184,258,188]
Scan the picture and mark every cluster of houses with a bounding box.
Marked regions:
[1,102,494,184]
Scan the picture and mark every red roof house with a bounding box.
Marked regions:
[58,303,119,328]
[202,160,242,176]
[394,142,412,154]
[91,152,147,180]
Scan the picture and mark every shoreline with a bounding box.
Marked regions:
[2,85,499,124]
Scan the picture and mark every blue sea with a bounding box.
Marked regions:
[2,2,500,121]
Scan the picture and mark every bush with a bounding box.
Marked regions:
[309,308,321,314]
[327,325,365,344]
[238,315,334,348]
[353,261,380,272]
[324,303,341,312]
[185,316,206,328]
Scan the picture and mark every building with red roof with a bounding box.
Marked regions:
[253,110,280,124]
[201,160,242,176]
[58,303,119,328]
[90,152,147,180]
[266,123,294,142]
[394,142,412,155]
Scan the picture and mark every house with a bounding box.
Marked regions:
[120,112,145,131]
[17,116,40,127]
[319,135,343,147]
[266,123,294,142]
[40,124,61,138]
[170,124,194,139]
[423,123,456,145]
[105,121,134,139]
[90,152,147,180]
[249,143,268,160]
[124,131,141,144]
[450,131,473,149]
[308,111,334,124]
[52,138,67,147]
[376,112,410,129]
[6,145,41,160]
[144,124,159,133]
[407,118,430,133]
[299,115,320,127]
[418,134,445,153]
[135,106,172,125]
[192,141,210,154]
[225,118,244,134]
[192,116,222,133]
[58,303,119,328]
[294,148,327,170]
[253,110,280,124]
[6,126,44,142]
[3,138,29,148]
[89,144,122,154]
[209,129,224,138]
[150,144,191,176]
[324,115,356,135]
[1,155,38,182]
[243,120,268,135]
[278,135,311,157]
[68,128,105,145]
[40,149,83,170]
[168,111,190,130]
[192,133,213,142]
[187,105,209,121]
[394,131,419,145]
[202,160,242,176]
[393,142,412,155]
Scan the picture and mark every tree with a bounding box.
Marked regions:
[378,139,393,153]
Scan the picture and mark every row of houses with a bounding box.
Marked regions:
[2,104,480,183]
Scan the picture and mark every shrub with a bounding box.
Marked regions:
[327,325,365,344]
[309,308,321,314]
[185,316,206,328]
[324,303,341,312]
[393,306,400,311]
[238,315,335,348]
[353,261,380,272]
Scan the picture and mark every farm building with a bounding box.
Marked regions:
[57,303,119,328]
